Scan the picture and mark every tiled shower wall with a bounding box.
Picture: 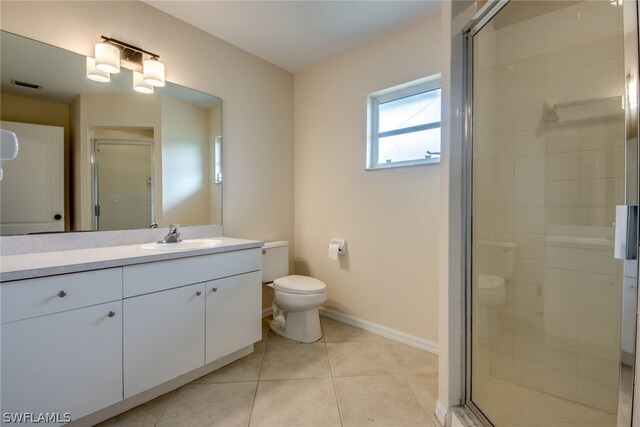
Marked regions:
[473,1,624,413]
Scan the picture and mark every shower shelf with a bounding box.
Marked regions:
[544,94,623,122]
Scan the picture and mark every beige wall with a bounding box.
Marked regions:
[293,15,442,343]
[74,93,162,230]
[0,0,294,247]
[0,92,71,230]
[160,96,211,227]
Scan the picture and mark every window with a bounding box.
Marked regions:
[367,75,441,169]
[214,136,222,184]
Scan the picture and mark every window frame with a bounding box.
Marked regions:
[367,74,442,170]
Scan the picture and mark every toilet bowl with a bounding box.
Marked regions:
[477,273,506,306]
[476,273,506,338]
[262,242,327,343]
[268,275,326,343]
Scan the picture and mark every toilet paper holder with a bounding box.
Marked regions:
[327,239,347,255]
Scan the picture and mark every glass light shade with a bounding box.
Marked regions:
[95,42,120,74]
[86,57,110,83]
[143,58,165,87]
[133,71,154,94]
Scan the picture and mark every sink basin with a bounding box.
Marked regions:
[140,239,224,252]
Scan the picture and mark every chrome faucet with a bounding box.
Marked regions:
[158,224,182,244]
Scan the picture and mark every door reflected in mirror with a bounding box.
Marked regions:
[94,141,153,231]
[0,31,222,235]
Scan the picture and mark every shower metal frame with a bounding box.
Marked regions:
[460,1,640,425]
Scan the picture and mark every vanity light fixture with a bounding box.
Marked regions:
[86,57,110,83]
[87,36,165,94]
[133,71,154,94]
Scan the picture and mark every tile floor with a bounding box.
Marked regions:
[100,316,439,427]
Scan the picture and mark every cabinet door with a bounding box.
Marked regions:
[206,271,261,364]
[1,301,122,426]
[123,283,205,398]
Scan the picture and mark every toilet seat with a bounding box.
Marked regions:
[274,275,326,295]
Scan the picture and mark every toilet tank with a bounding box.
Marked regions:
[476,240,517,280]
[262,241,289,283]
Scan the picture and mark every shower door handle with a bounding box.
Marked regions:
[614,205,638,260]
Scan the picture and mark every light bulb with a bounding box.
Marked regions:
[95,42,120,74]
[133,71,154,94]
[86,57,110,83]
[143,58,165,87]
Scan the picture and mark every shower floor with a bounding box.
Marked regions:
[473,375,616,426]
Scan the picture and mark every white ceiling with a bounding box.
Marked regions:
[144,1,442,73]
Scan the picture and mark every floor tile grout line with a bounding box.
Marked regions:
[245,381,260,427]
[259,374,334,381]
[184,380,249,387]
[384,334,436,423]
[404,373,439,425]
[153,389,177,427]
[331,372,406,379]
[247,323,270,427]
[324,325,346,427]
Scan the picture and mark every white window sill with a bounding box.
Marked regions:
[366,158,441,171]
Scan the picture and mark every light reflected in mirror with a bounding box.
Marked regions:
[0,31,222,235]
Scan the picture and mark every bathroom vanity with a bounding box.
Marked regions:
[0,237,262,426]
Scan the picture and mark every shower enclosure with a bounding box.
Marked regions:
[464,1,639,425]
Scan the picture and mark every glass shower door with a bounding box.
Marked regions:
[467,1,638,425]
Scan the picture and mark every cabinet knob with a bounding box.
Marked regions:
[212,287,218,293]
[108,311,116,318]
[57,290,67,298]
[196,291,202,296]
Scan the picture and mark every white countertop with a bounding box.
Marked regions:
[0,237,263,282]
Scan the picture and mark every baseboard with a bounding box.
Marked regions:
[435,400,448,426]
[262,307,273,318]
[318,307,438,354]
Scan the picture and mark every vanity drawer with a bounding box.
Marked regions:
[1,268,123,324]
[123,249,261,297]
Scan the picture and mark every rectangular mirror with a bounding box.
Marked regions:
[0,31,222,235]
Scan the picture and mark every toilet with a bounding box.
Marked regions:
[475,273,507,338]
[475,240,516,337]
[477,273,507,307]
[262,241,327,343]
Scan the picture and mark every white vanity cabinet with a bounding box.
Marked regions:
[122,249,261,398]
[123,282,206,398]
[0,243,263,425]
[1,269,123,426]
[206,271,262,363]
